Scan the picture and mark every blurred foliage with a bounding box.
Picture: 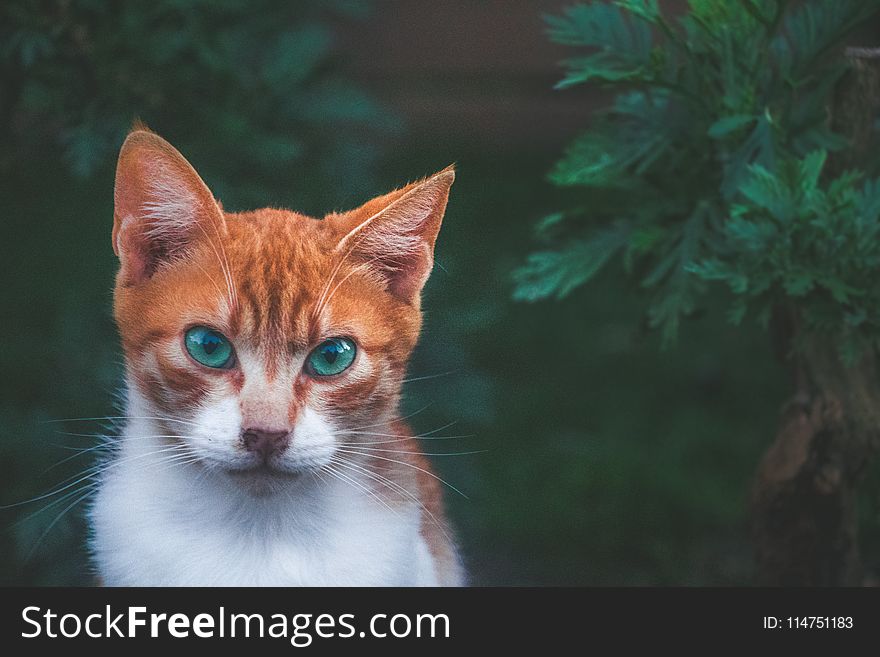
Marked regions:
[515,0,880,355]
[0,0,394,209]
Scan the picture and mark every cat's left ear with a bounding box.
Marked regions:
[332,166,454,305]
[112,128,226,285]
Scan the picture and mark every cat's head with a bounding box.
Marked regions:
[112,128,453,493]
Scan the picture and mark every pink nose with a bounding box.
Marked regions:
[242,428,290,460]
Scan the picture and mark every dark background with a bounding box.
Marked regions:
[3,0,876,586]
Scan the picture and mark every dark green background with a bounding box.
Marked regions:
[3,0,876,585]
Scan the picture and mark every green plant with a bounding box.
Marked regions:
[517,0,880,585]
[692,152,880,362]
[515,0,880,348]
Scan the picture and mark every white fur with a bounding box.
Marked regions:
[89,385,444,586]
[141,175,200,242]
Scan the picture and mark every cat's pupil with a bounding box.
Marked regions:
[203,337,219,355]
[323,347,338,364]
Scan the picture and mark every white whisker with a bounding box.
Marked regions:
[330,456,454,543]
[334,447,468,499]
[41,416,200,428]
[400,370,459,384]
[26,486,97,561]
[321,460,400,518]
[338,444,485,457]
[2,444,192,510]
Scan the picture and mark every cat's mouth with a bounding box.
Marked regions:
[214,449,333,486]
[221,461,308,497]
[226,462,301,479]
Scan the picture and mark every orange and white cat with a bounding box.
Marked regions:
[89,128,463,586]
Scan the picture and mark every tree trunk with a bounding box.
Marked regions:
[750,48,880,586]
[752,334,880,585]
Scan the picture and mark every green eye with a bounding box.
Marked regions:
[184,326,234,369]
[307,337,357,377]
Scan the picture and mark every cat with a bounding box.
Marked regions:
[89,127,463,586]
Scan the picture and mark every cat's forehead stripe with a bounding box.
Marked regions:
[229,215,325,377]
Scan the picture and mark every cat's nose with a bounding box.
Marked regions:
[242,428,290,460]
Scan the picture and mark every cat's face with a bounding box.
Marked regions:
[112,129,452,494]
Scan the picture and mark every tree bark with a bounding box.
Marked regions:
[750,48,880,586]
[752,334,880,585]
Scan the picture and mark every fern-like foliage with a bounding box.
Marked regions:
[690,153,880,361]
[515,0,880,351]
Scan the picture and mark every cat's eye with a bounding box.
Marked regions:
[306,337,357,377]
[184,326,234,369]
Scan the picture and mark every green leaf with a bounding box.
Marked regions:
[799,150,827,191]
[643,205,711,344]
[555,54,645,86]
[512,224,631,301]
[549,131,633,187]
[777,0,880,79]
[534,212,567,239]
[819,277,859,304]
[708,115,755,139]
[738,164,794,222]
[546,2,655,87]
[783,271,815,296]
[614,0,662,24]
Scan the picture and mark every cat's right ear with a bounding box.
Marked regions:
[113,129,225,285]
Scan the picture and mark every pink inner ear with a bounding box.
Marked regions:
[340,169,454,304]
[114,217,151,284]
[113,131,224,285]
[387,243,434,301]
[114,164,190,284]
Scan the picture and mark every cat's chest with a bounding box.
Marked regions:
[161,505,416,586]
[91,460,427,586]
